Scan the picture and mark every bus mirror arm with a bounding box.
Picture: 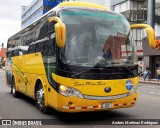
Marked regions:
[48,17,66,47]
[130,24,158,49]
[155,40,160,49]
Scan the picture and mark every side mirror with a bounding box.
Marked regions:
[48,17,66,47]
[130,24,159,49]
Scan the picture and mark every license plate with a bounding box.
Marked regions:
[102,103,112,109]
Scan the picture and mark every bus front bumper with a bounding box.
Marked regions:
[56,93,138,112]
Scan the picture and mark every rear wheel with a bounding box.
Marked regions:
[11,78,19,98]
[36,83,49,114]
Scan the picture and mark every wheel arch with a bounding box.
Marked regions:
[11,75,16,87]
[12,75,15,80]
[34,79,41,99]
[34,77,48,106]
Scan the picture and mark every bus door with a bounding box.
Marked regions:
[44,33,56,86]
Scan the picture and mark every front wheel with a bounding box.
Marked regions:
[11,78,19,98]
[36,83,49,114]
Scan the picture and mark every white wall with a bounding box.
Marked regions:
[155,0,160,37]
[156,0,160,3]
[155,24,160,37]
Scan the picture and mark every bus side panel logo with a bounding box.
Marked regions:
[104,87,111,93]
[126,80,133,90]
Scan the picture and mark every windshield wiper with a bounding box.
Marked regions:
[118,65,136,77]
[71,59,112,78]
[94,58,108,67]
[71,67,103,78]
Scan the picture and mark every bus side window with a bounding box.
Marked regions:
[11,50,15,57]
[19,50,23,56]
[23,50,27,55]
[36,42,45,54]
[28,44,36,54]
[48,38,56,55]
[15,49,19,56]
[7,51,11,58]
[44,41,49,56]
[48,21,55,34]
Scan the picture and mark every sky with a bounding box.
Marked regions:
[0,0,33,47]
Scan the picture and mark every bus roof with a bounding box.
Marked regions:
[59,2,109,11]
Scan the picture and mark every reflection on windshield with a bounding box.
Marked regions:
[59,9,138,67]
[103,34,127,63]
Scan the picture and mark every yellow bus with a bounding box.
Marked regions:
[5,2,158,113]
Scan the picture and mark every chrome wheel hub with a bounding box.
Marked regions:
[12,86,16,94]
[36,88,45,110]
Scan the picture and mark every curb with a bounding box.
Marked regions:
[139,80,160,85]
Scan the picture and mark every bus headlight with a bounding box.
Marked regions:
[59,85,84,98]
[128,85,139,96]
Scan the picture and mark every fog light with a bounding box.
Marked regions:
[68,102,73,106]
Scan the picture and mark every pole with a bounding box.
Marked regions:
[0,43,4,48]
[147,0,155,29]
[147,0,155,78]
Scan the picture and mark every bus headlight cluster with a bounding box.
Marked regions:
[59,85,84,98]
[128,85,139,96]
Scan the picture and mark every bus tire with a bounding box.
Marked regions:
[36,83,49,114]
[11,78,19,98]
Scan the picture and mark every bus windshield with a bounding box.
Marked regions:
[59,8,138,68]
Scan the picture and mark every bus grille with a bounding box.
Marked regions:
[83,93,128,100]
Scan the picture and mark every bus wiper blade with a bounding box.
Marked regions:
[71,59,110,78]
[119,66,135,77]
[71,67,103,78]
[94,58,108,68]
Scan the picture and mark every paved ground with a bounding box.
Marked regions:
[0,69,160,128]
[139,77,160,85]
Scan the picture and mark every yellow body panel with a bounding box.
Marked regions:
[56,93,137,112]
[50,73,138,112]
[11,53,46,97]
[59,2,109,11]
[52,73,139,96]
[11,53,58,108]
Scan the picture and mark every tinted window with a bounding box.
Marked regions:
[15,49,19,56]
[48,21,55,33]
[28,44,36,54]
[44,38,56,56]
[19,49,24,56]
[49,38,56,55]
[6,51,11,58]
[36,42,44,53]
[38,22,48,39]
[22,50,28,55]
[44,41,49,55]
[11,50,18,57]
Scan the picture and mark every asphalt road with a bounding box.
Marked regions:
[0,69,160,128]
